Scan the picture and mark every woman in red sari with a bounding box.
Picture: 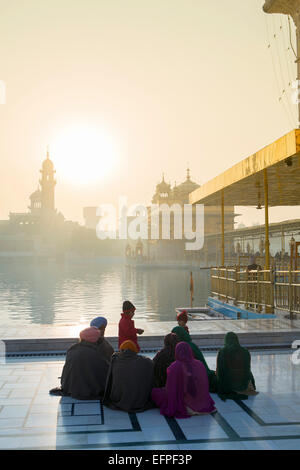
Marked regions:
[151,342,217,419]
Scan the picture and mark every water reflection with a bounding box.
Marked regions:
[0,260,210,325]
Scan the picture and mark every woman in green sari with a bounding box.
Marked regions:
[216,332,258,401]
[171,326,218,393]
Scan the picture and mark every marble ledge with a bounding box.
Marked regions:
[0,318,300,353]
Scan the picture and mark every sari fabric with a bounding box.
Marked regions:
[216,332,257,401]
[171,326,218,392]
[153,333,179,387]
[151,342,216,419]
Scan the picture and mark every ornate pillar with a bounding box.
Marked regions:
[263,0,300,126]
[221,190,225,266]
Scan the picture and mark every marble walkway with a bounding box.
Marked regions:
[0,350,300,450]
[1,313,300,353]
[1,314,300,340]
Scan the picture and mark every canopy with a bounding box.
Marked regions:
[189,130,300,207]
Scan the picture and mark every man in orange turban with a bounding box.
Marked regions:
[103,338,154,413]
[119,340,139,353]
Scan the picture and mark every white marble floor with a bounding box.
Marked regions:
[0,350,300,450]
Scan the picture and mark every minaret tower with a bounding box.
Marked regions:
[39,148,56,214]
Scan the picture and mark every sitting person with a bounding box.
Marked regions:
[151,342,217,419]
[118,301,144,353]
[172,326,218,393]
[90,316,114,360]
[176,310,189,334]
[216,332,259,401]
[49,327,110,400]
[153,333,179,387]
[103,340,154,413]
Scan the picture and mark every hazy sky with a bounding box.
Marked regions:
[0,0,299,226]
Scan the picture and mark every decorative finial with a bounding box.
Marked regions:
[46,145,50,159]
[187,166,190,181]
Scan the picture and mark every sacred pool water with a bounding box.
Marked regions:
[0,259,210,326]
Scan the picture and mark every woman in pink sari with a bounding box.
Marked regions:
[151,342,217,419]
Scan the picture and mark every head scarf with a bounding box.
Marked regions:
[80,327,100,344]
[175,341,194,362]
[175,342,197,397]
[119,340,139,353]
[90,317,107,329]
[217,331,254,400]
[224,332,241,349]
[172,326,191,342]
[177,310,188,324]
[164,333,179,349]
[172,326,215,387]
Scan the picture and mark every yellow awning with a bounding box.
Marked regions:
[189,129,300,207]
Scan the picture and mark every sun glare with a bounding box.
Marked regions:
[51,124,118,185]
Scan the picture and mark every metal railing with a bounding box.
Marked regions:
[274,267,300,315]
[211,266,300,316]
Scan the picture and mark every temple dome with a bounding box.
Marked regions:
[29,188,42,201]
[155,174,171,193]
[175,178,200,194]
[42,157,54,170]
[174,168,200,195]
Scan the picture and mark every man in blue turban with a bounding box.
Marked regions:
[90,316,108,330]
[90,316,114,361]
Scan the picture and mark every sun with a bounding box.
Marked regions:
[51,124,118,185]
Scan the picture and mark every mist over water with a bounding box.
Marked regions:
[0,261,210,326]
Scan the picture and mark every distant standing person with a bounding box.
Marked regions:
[216,332,258,401]
[90,316,114,360]
[247,255,261,271]
[118,301,144,352]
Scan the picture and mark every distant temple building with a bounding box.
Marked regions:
[151,169,235,235]
[126,168,236,264]
[152,168,200,206]
[0,151,75,258]
[0,151,128,259]
[8,150,64,228]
